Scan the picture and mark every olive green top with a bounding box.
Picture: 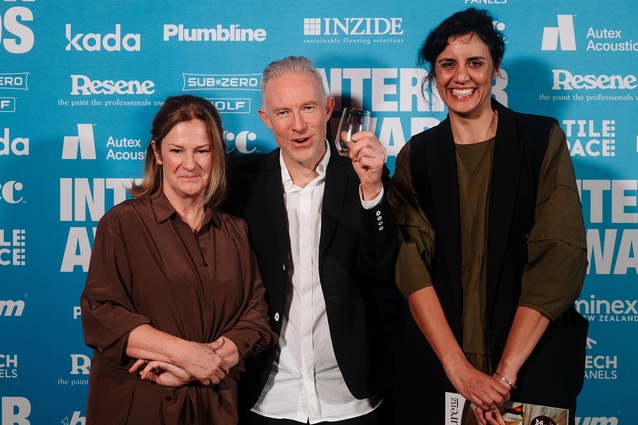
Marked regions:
[388,123,588,372]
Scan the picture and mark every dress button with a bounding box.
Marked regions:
[205,303,212,309]
[274,312,280,321]
[202,262,208,267]
[375,210,381,216]
[377,216,382,221]
[378,221,383,226]
[378,226,384,231]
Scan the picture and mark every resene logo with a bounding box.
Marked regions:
[542,15,576,51]
[70,75,155,95]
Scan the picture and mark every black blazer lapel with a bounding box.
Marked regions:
[319,151,350,265]
[486,101,524,304]
[264,150,291,267]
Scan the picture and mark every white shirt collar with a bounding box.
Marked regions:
[279,139,331,190]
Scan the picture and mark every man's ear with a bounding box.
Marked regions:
[258,108,273,131]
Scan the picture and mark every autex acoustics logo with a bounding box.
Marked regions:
[62,124,96,160]
[542,15,576,51]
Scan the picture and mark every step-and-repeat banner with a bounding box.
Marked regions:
[2,1,636,424]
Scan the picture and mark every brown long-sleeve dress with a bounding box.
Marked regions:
[80,192,276,425]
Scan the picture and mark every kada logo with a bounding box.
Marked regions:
[0,128,29,156]
[65,24,141,51]
[542,15,576,51]
[62,124,96,160]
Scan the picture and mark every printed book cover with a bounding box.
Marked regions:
[445,392,568,425]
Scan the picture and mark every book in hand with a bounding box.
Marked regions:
[445,392,568,425]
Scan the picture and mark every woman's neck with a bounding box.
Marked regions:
[163,190,206,233]
[450,108,498,145]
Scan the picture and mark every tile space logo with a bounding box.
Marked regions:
[303,17,405,45]
[542,15,576,51]
[0,229,26,266]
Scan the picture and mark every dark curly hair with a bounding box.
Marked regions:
[417,7,505,93]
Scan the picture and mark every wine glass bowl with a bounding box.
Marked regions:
[335,107,370,157]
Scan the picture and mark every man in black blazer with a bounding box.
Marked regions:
[226,56,397,425]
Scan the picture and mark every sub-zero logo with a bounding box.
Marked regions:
[225,130,257,154]
[542,15,576,51]
[62,124,96,160]
[0,181,24,204]
[0,73,28,90]
[183,73,261,91]
[71,75,155,95]
[66,24,141,51]
[0,229,26,266]
[0,300,25,316]
[304,17,404,36]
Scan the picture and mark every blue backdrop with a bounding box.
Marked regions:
[1,1,636,424]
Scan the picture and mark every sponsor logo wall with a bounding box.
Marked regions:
[1,1,636,423]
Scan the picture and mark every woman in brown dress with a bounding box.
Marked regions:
[81,95,276,424]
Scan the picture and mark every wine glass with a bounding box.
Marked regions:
[335,107,370,157]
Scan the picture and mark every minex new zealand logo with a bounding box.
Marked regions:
[62,124,96,160]
[542,15,576,51]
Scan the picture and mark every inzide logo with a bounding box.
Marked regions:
[65,24,141,51]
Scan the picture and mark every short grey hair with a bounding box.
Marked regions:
[261,56,328,99]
